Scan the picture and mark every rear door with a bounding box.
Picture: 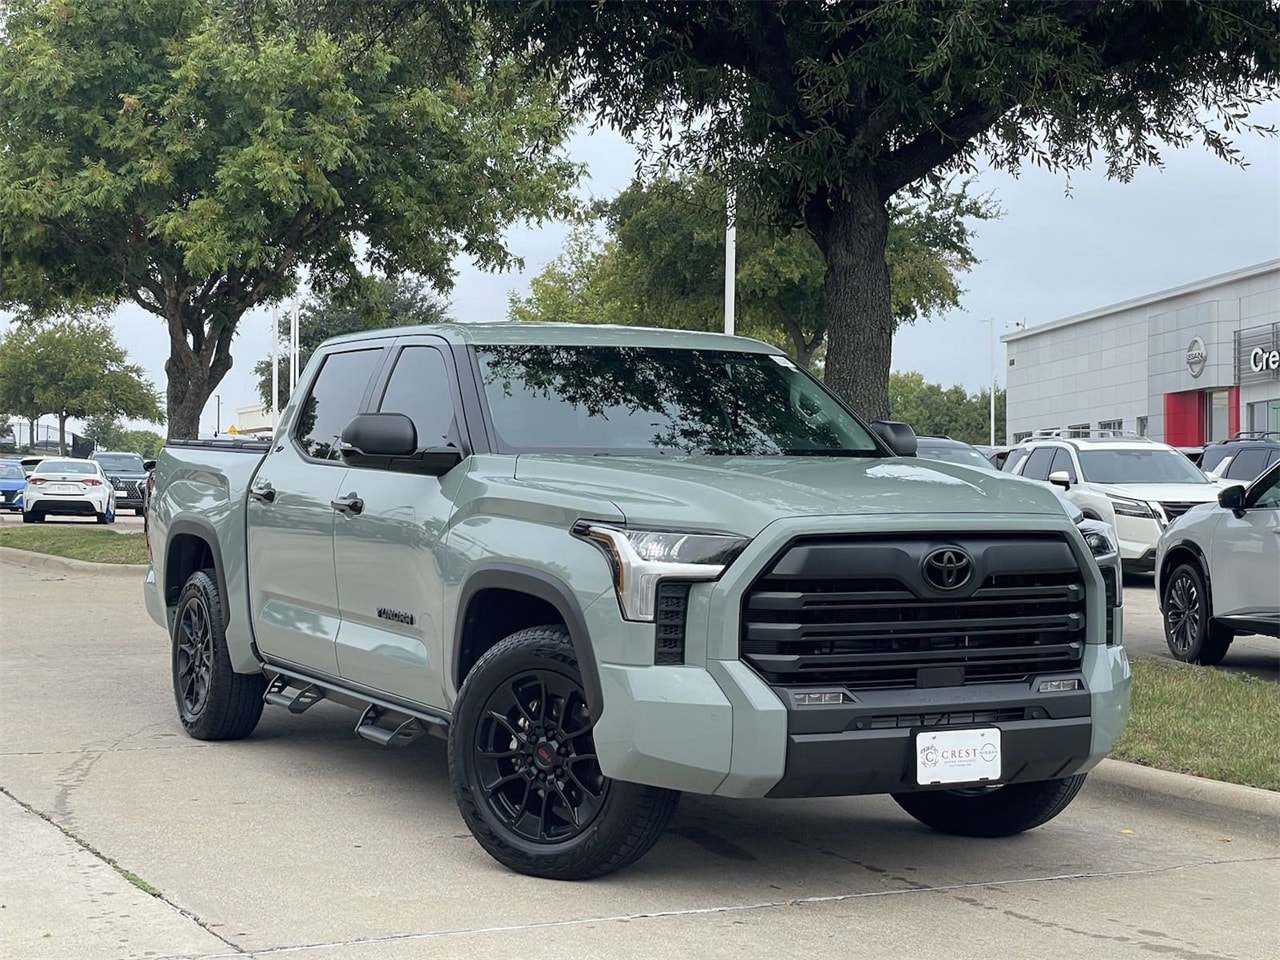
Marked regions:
[332,338,470,707]
[247,345,386,676]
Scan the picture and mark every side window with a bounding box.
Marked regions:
[377,346,457,449]
[1226,448,1269,481]
[1049,448,1078,482]
[1021,447,1057,481]
[294,348,383,460]
[1249,465,1280,508]
[1199,447,1231,475]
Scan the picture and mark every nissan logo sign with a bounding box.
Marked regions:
[923,548,973,591]
[1186,337,1207,377]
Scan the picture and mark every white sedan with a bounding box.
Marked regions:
[23,458,117,524]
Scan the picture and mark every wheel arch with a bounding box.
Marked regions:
[1158,539,1211,611]
[165,516,231,625]
[453,564,603,714]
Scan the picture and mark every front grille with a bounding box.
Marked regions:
[112,479,142,500]
[862,707,1029,730]
[741,534,1087,690]
[1158,501,1202,522]
[1,490,16,503]
[1101,565,1119,646]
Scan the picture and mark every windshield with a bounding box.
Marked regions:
[1078,449,1210,485]
[0,464,24,479]
[916,442,995,471]
[36,461,98,475]
[95,454,145,472]
[475,345,883,457]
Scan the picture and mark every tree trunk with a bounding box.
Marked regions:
[58,412,68,457]
[820,172,894,422]
[166,355,210,440]
[26,418,36,453]
[164,303,235,440]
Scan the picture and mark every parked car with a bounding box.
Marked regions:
[1198,432,1280,485]
[0,460,26,511]
[920,437,1115,528]
[23,458,116,524]
[1156,460,1280,664]
[145,323,1128,880]
[90,450,152,515]
[1002,432,1220,572]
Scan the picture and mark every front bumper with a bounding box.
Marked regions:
[591,513,1131,800]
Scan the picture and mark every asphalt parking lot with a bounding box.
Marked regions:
[1,557,1277,960]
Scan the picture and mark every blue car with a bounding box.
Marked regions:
[0,460,25,511]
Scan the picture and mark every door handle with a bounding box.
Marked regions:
[249,482,276,503]
[330,495,364,516]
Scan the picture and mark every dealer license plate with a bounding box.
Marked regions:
[915,728,1002,786]
[51,483,79,493]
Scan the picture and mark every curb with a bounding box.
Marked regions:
[1088,758,1279,840]
[0,545,148,578]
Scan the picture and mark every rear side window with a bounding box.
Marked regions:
[1002,448,1030,473]
[377,346,456,449]
[1226,448,1271,481]
[295,349,383,460]
[1020,447,1057,481]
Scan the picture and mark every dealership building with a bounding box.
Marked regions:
[1002,259,1280,446]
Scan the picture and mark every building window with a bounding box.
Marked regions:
[1205,390,1230,442]
[1098,419,1123,436]
[1136,416,1148,437]
[1068,423,1090,438]
[1013,431,1032,443]
[1248,400,1280,434]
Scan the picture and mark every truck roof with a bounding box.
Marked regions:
[322,321,784,354]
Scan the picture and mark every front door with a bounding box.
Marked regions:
[247,346,385,676]
[1211,464,1280,619]
[333,341,466,708]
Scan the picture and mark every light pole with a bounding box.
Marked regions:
[979,319,997,446]
[215,394,221,437]
[723,188,736,336]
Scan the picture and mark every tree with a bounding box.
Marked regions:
[513,173,993,371]
[254,275,451,410]
[0,0,580,438]
[889,371,1007,445]
[83,414,127,452]
[0,320,164,455]
[484,1,1279,418]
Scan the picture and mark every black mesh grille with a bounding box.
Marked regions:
[654,582,691,665]
[741,534,1088,690]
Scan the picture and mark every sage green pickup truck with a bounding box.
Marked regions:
[144,323,1130,879]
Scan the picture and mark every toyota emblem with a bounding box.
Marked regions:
[923,547,973,591]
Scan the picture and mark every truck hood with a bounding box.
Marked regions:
[513,455,1071,537]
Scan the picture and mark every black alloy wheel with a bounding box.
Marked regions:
[1162,563,1232,666]
[450,625,680,880]
[175,591,215,719]
[475,669,606,844]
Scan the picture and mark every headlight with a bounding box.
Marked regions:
[1077,518,1116,558]
[573,523,750,621]
[1108,495,1155,519]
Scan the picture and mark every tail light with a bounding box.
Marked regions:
[82,477,102,485]
[28,477,47,485]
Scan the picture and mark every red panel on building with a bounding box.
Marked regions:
[1164,390,1203,446]
[1227,385,1240,438]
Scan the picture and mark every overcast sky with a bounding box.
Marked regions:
[8,102,1279,439]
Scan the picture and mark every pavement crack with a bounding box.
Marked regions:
[0,786,246,955]
[167,856,1280,959]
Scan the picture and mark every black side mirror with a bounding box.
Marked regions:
[339,413,463,477]
[870,420,918,457]
[1218,484,1246,516]
[142,460,157,472]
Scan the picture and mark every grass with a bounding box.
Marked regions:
[0,524,148,564]
[1113,657,1280,791]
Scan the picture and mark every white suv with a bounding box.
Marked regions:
[1003,433,1219,572]
[1155,461,1280,664]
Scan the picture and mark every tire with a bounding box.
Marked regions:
[135,507,145,516]
[1162,562,1232,665]
[96,512,108,524]
[892,774,1088,837]
[449,625,680,880]
[171,568,266,740]
[22,510,43,524]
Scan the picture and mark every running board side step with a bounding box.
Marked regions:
[355,704,431,748]
[263,675,326,714]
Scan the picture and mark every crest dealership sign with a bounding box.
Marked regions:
[1236,323,1280,384]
